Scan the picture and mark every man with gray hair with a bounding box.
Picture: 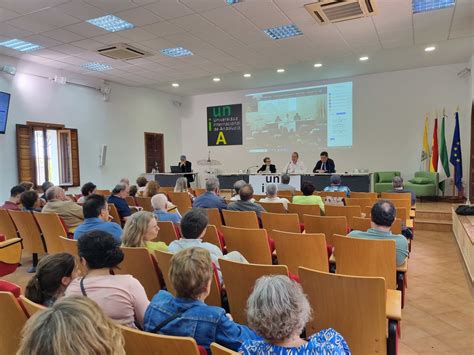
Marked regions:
[193,176,227,210]
[323,174,351,197]
[42,186,84,230]
[230,180,255,202]
[276,173,296,196]
[260,183,290,210]
[388,176,416,206]
[178,154,194,186]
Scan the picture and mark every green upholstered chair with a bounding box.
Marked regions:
[374,171,401,193]
[405,171,439,197]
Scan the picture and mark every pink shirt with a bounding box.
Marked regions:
[65,274,149,328]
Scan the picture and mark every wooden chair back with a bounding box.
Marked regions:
[361,208,403,233]
[202,225,223,251]
[350,192,378,200]
[257,201,286,214]
[211,343,239,354]
[278,190,293,199]
[287,203,321,220]
[66,194,77,202]
[298,269,387,355]
[33,212,67,254]
[222,210,259,229]
[206,208,224,233]
[157,221,179,245]
[350,216,371,232]
[8,210,46,254]
[95,189,111,196]
[332,234,396,289]
[253,195,265,201]
[395,207,408,222]
[125,196,136,206]
[381,192,411,200]
[108,204,122,225]
[324,205,361,228]
[19,295,45,317]
[0,291,28,355]
[135,197,153,212]
[261,212,300,234]
[219,259,288,325]
[345,198,372,208]
[116,247,161,299]
[222,226,272,264]
[319,191,346,198]
[272,230,328,274]
[303,215,347,246]
[159,187,174,193]
[59,237,86,275]
[167,192,193,215]
[194,188,206,197]
[120,325,201,355]
[0,209,18,239]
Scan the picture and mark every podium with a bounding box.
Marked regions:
[144,173,199,187]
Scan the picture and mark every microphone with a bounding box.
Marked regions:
[286,162,291,174]
[207,151,211,163]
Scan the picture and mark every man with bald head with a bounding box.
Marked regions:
[152,193,181,224]
[228,184,266,219]
[42,186,84,231]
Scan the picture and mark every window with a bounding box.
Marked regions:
[16,123,80,187]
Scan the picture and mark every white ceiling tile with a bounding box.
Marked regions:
[233,0,289,29]
[55,0,107,20]
[83,0,138,13]
[142,21,187,37]
[119,28,157,42]
[93,33,128,44]
[57,55,87,65]
[449,16,474,39]
[42,28,85,43]
[169,13,216,32]
[64,22,108,37]
[0,22,33,38]
[138,37,176,50]
[272,0,309,11]
[22,34,63,48]
[115,6,163,26]
[50,44,86,55]
[0,6,20,21]
[0,0,69,14]
[33,48,70,60]
[414,8,453,44]
[6,16,56,33]
[179,0,227,12]
[144,1,194,20]
[161,33,215,53]
[70,39,104,50]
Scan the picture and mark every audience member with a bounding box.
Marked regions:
[0,185,25,210]
[323,174,351,197]
[168,209,246,284]
[136,176,148,196]
[122,211,168,253]
[259,183,290,210]
[144,247,258,352]
[292,181,325,213]
[120,177,130,186]
[348,200,409,266]
[108,184,132,220]
[40,181,54,201]
[230,180,251,202]
[19,181,35,191]
[193,176,227,210]
[66,231,149,328]
[17,296,125,355]
[42,187,84,231]
[128,185,138,197]
[151,193,181,224]
[143,180,160,198]
[388,176,416,206]
[240,275,350,354]
[74,194,123,243]
[77,182,97,203]
[228,184,265,219]
[276,174,296,195]
[174,176,195,201]
[25,253,77,307]
[20,190,42,212]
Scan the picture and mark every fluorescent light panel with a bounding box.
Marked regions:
[81,62,112,71]
[172,83,179,87]
[0,39,43,52]
[425,46,436,51]
[213,77,221,82]
[277,69,285,73]
[160,47,193,57]
[227,0,240,4]
[412,0,455,14]
[243,73,251,78]
[359,56,369,61]
[87,15,134,32]
[263,24,303,40]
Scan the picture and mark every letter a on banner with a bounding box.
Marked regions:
[216,131,227,145]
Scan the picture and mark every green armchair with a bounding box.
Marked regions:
[374,171,401,193]
[405,171,439,197]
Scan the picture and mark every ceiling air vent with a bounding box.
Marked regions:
[96,43,151,60]
[305,0,377,24]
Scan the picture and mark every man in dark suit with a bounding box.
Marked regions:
[257,157,276,174]
[313,151,336,173]
[179,155,194,187]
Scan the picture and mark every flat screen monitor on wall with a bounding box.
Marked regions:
[0,91,11,134]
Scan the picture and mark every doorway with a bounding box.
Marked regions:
[144,132,164,173]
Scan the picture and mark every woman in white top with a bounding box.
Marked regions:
[259,183,290,210]
[285,152,307,174]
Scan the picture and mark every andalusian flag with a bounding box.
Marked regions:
[450,111,463,191]
[438,113,450,192]
[421,115,430,171]
[430,117,438,172]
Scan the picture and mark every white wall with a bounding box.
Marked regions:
[181,63,471,194]
[0,63,183,201]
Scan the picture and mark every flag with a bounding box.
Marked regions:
[430,117,438,172]
[421,115,430,171]
[450,111,463,191]
[438,113,450,192]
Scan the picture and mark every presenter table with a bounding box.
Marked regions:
[217,173,371,192]
[144,173,199,187]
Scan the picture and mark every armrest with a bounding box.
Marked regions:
[0,238,22,264]
[0,238,22,249]
[396,260,408,273]
[386,289,402,321]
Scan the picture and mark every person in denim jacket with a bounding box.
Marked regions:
[144,247,259,353]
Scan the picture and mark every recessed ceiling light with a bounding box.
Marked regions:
[213,77,221,82]
[314,63,322,68]
[424,46,436,52]
[412,0,455,14]
[0,39,43,52]
[226,0,240,4]
[171,83,179,87]
[359,56,369,61]
[80,62,113,71]
[243,73,251,78]
[87,15,134,32]
[277,69,285,73]
[264,24,303,40]
[160,47,194,57]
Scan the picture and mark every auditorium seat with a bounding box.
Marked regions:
[135,197,154,212]
[59,237,86,275]
[287,203,321,220]
[253,194,265,201]
[298,268,398,355]
[221,226,272,264]
[210,343,238,354]
[350,192,378,201]
[206,208,224,233]
[219,259,288,325]
[156,221,179,245]
[202,225,224,251]
[0,237,22,276]
[0,291,28,355]
[18,295,45,317]
[350,216,371,232]
[33,212,68,254]
[277,190,293,200]
[95,189,111,197]
[261,212,300,234]
[324,205,362,229]
[167,192,193,215]
[125,196,136,206]
[345,198,372,208]
[319,191,346,198]
[0,209,19,240]
[108,204,122,225]
[194,188,206,197]
[222,210,259,229]
[257,201,286,213]
[303,215,347,246]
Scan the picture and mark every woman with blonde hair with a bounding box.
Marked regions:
[143,180,160,197]
[122,211,168,253]
[17,296,125,355]
[174,177,195,201]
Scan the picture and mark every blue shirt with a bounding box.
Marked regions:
[193,192,227,210]
[240,328,350,354]
[73,218,123,244]
[323,185,351,197]
[144,290,258,353]
[154,210,181,224]
[107,195,131,218]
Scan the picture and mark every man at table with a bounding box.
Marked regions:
[284,152,306,174]
[179,155,194,187]
[257,157,276,174]
[313,151,336,173]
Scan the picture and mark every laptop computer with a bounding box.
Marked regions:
[170,165,181,173]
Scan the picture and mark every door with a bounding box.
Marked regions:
[144,132,164,173]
